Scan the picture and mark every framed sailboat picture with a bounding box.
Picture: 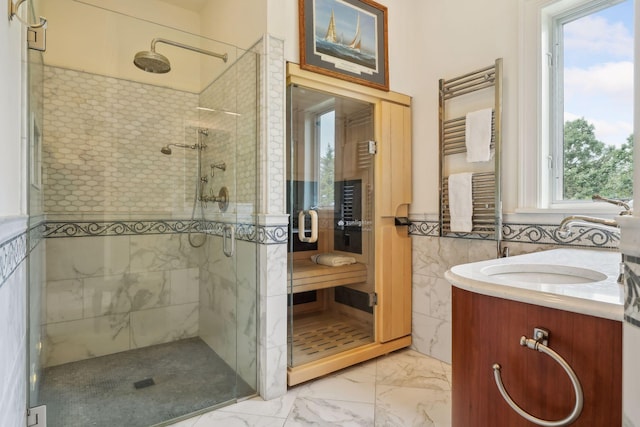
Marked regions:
[299,0,389,91]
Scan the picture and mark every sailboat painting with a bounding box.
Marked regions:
[314,0,377,71]
[299,0,389,90]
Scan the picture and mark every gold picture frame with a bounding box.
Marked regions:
[299,0,389,91]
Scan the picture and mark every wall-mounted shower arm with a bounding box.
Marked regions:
[151,38,228,63]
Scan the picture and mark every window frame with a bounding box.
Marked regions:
[518,0,632,214]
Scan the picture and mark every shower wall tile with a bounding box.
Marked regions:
[236,240,258,390]
[198,50,258,217]
[130,234,193,273]
[46,236,130,281]
[44,313,130,366]
[43,66,199,216]
[46,279,84,323]
[170,268,200,305]
[42,234,204,367]
[130,302,199,349]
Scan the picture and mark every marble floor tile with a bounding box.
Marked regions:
[295,360,377,404]
[169,349,452,427]
[375,384,451,427]
[285,397,375,427]
[376,349,450,390]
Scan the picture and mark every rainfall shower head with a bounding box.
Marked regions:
[160,145,173,155]
[134,38,228,74]
[134,50,171,74]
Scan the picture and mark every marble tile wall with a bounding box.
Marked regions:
[43,66,199,216]
[43,234,202,367]
[199,50,258,217]
[255,34,289,400]
[0,220,28,427]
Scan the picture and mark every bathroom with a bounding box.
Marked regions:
[0,0,638,426]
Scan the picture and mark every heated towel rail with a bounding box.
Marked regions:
[439,58,503,240]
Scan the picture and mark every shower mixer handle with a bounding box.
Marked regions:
[199,186,229,212]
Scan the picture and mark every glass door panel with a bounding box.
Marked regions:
[287,85,376,367]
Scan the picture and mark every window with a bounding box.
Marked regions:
[519,0,634,210]
[550,0,634,203]
[317,110,335,208]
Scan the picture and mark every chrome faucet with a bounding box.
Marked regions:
[557,194,632,239]
[556,215,620,239]
[556,194,632,284]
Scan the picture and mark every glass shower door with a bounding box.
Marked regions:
[287,84,376,368]
[27,1,258,426]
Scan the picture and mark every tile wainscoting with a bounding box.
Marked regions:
[0,218,29,427]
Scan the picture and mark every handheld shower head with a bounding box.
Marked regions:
[160,143,202,155]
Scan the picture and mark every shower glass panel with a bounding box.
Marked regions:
[287,84,376,367]
[27,1,258,426]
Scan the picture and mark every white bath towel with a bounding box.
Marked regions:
[448,173,473,233]
[465,108,493,162]
[311,253,357,267]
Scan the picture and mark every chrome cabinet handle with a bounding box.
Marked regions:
[492,330,583,427]
[223,224,235,257]
[297,210,318,243]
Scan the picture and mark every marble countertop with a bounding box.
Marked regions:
[444,248,624,321]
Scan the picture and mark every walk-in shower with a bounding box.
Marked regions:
[27,1,259,426]
[134,37,228,74]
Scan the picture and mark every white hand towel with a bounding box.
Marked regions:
[448,173,473,233]
[465,108,493,162]
[311,253,357,267]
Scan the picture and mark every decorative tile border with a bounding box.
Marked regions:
[503,223,619,248]
[409,221,620,249]
[42,220,288,245]
[624,255,640,327]
[0,232,27,289]
[409,221,439,237]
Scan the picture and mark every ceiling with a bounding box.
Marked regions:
[156,0,208,12]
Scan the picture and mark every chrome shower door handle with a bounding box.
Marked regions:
[297,210,318,243]
[223,224,235,257]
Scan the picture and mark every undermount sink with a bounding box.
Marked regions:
[480,263,608,285]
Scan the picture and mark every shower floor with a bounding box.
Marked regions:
[39,337,254,427]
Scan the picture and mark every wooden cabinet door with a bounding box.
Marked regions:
[452,287,622,427]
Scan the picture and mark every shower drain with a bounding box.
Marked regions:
[133,378,155,389]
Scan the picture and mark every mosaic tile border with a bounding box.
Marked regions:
[42,220,288,245]
[0,231,27,289]
[624,255,640,327]
[409,220,620,249]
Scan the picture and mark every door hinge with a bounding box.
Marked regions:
[368,140,377,155]
[368,292,378,307]
[27,405,46,427]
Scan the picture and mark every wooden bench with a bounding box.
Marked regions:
[288,259,368,293]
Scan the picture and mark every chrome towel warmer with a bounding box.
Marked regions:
[439,59,503,243]
[492,328,584,426]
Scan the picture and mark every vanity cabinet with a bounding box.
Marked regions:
[452,287,622,427]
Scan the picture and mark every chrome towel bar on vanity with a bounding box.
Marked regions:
[492,327,584,426]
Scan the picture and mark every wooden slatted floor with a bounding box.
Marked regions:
[289,312,374,366]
